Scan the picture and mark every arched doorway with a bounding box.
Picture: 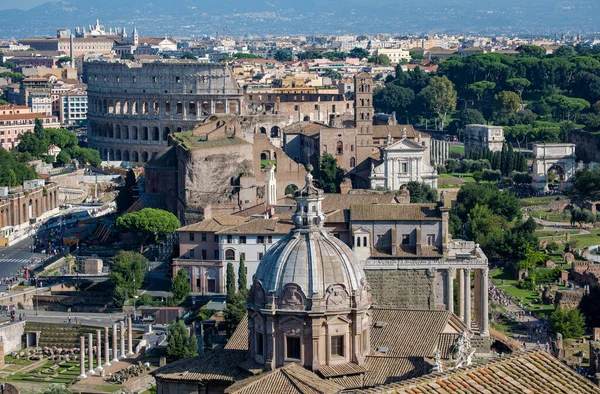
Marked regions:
[141,152,149,162]
[132,151,139,162]
[270,126,281,138]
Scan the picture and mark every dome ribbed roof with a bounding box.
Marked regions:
[253,227,365,298]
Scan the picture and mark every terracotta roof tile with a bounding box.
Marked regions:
[217,218,294,235]
[225,363,343,394]
[350,204,441,222]
[358,351,600,394]
[178,215,246,233]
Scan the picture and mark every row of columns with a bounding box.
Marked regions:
[445,268,489,336]
[79,317,134,380]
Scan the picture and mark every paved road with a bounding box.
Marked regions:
[0,238,37,279]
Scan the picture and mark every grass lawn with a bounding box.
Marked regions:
[569,232,600,248]
[490,268,556,319]
[439,173,475,187]
[530,210,571,223]
[534,229,579,237]
[449,145,464,156]
[520,195,568,207]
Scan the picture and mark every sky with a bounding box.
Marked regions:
[0,0,46,11]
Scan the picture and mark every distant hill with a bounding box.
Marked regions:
[1,0,599,38]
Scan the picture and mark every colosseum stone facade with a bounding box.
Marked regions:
[84,60,244,162]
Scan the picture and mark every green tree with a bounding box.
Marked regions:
[506,78,531,102]
[323,69,342,81]
[406,181,438,203]
[373,84,415,117]
[550,307,585,339]
[171,268,191,302]
[109,251,148,307]
[369,54,391,66]
[180,52,197,60]
[34,118,44,138]
[468,80,496,103]
[57,56,72,66]
[349,47,370,59]
[317,153,345,193]
[115,208,180,251]
[238,256,247,300]
[516,45,546,58]
[494,91,521,114]
[273,50,292,62]
[226,262,236,304]
[419,76,457,130]
[224,293,246,336]
[55,150,71,166]
[166,320,198,359]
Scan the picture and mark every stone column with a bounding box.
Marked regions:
[78,336,87,379]
[95,330,103,371]
[446,268,455,313]
[112,323,119,363]
[87,333,94,375]
[120,320,126,359]
[464,269,471,329]
[457,268,464,320]
[127,316,134,355]
[104,326,111,366]
[481,268,489,335]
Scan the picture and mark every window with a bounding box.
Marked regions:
[402,234,410,245]
[350,157,356,167]
[176,76,181,83]
[427,234,435,246]
[189,249,195,258]
[214,250,219,260]
[336,141,343,155]
[189,233,195,241]
[363,236,367,246]
[202,250,207,259]
[402,163,408,173]
[227,235,233,244]
[258,252,264,260]
[357,237,361,247]
[257,236,265,244]
[214,235,219,242]
[267,235,272,244]
[240,252,246,261]
[225,249,235,260]
[286,337,301,360]
[207,279,216,293]
[240,236,247,244]
[256,332,264,356]
[331,335,344,357]
[201,233,207,242]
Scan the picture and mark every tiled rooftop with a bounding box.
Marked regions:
[359,351,600,394]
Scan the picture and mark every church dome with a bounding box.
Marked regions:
[251,166,370,311]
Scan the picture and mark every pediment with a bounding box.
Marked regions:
[384,138,426,151]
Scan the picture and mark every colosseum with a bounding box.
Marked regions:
[83,60,244,162]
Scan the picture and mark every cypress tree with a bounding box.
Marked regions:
[238,255,248,300]
[500,144,507,175]
[504,144,515,175]
[226,262,236,304]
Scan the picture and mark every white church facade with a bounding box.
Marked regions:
[369,132,438,191]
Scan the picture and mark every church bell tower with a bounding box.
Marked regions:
[354,72,374,135]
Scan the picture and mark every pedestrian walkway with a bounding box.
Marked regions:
[0,258,30,265]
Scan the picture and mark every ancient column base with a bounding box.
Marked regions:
[112,358,119,363]
[127,351,134,356]
[78,373,87,380]
[95,365,103,372]
[103,361,111,367]
[87,369,95,375]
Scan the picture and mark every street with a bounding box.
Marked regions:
[0,238,38,279]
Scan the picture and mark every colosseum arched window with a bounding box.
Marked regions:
[153,127,159,141]
[163,127,170,141]
[215,101,225,114]
[202,102,210,115]
[189,102,197,116]
[153,102,160,115]
[142,127,149,140]
[115,100,121,114]
[115,125,121,139]
[132,101,138,115]
[176,102,183,115]
[165,101,171,115]
[122,101,129,114]
[131,126,138,140]
[123,126,129,139]
[142,101,149,115]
